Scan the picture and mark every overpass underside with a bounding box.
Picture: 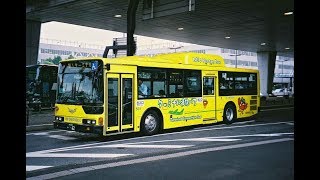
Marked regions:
[26,0,293,95]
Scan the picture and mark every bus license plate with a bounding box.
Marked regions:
[65,117,81,123]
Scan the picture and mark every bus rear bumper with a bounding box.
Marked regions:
[53,121,103,135]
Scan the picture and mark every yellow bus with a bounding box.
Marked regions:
[53,52,260,136]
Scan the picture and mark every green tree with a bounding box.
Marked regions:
[52,56,62,65]
[42,56,62,65]
[42,60,54,65]
[42,57,53,65]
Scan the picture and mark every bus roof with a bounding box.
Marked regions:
[61,52,258,72]
[26,64,58,68]
[63,53,224,66]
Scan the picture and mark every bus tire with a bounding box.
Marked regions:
[141,110,160,136]
[223,103,237,124]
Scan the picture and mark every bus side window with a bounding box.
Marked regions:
[203,77,214,95]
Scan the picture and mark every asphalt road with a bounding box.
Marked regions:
[26,107,294,180]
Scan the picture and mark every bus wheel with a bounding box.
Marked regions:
[223,104,236,124]
[141,110,160,136]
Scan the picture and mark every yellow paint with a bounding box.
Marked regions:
[56,52,260,136]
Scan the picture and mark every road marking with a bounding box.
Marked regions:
[180,138,241,142]
[26,124,53,127]
[48,135,77,140]
[26,152,133,158]
[27,132,77,140]
[30,132,49,136]
[98,144,193,148]
[26,121,294,155]
[27,138,293,180]
[27,130,66,136]
[26,165,52,171]
[260,107,294,111]
[233,120,255,124]
[121,132,292,145]
[285,122,294,125]
[154,121,294,137]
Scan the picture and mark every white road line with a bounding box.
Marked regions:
[151,121,294,137]
[98,144,193,148]
[27,138,293,180]
[48,135,77,140]
[26,165,52,171]
[27,130,66,136]
[180,138,241,142]
[30,132,49,136]
[122,132,293,145]
[286,122,294,125]
[26,121,294,155]
[233,120,255,125]
[26,124,53,127]
[26,152,133,158]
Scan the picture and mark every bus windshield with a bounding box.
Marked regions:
[56,60,104,105]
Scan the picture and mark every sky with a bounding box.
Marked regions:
[40,21,182,47]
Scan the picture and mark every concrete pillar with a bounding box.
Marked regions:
[26,20,41,65]
[257,51,277,97]
[127,0,140,56]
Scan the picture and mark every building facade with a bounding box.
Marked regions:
[38,38,294,89]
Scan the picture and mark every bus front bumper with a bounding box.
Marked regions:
[53,121,103,135]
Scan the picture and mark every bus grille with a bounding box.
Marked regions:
[250,106,257,110]
[250,100,257,105]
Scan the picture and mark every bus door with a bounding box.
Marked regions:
[106,74,134,133]
[202,75,217,123]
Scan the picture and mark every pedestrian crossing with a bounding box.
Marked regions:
[26,135,244,172]
[27,124,294,172]
[26,165,52,171]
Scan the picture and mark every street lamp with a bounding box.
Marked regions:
[229,49,241,68]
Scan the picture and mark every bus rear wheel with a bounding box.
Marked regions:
[223,104,236,124]
[141,110,160,136]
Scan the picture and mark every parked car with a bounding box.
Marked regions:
[272,88,293,98]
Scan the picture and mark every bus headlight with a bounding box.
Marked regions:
[55,116,64,121]
[83,119,96,125]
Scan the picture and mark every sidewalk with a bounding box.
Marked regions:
[26,108,55,132]
[26,97,294,132]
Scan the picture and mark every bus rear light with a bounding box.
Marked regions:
[98,117,103,125]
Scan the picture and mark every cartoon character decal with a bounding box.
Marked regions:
[169,109,184,115]
[203,99,208,108]
[238,97,248,114]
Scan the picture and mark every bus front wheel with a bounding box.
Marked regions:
[141,110,160,136]
[223,103,237,124]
